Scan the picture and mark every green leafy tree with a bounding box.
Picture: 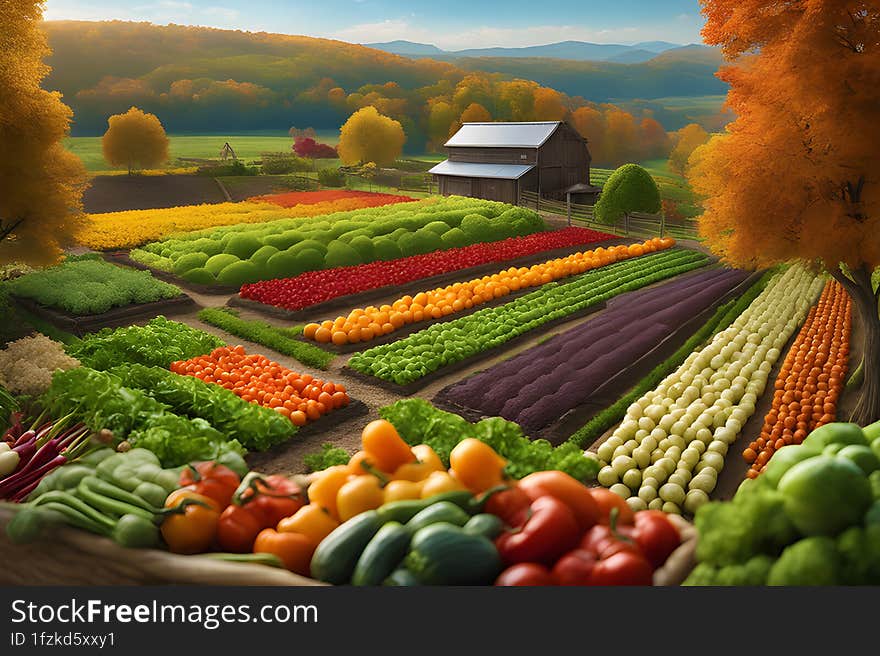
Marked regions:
[594,164,661,225]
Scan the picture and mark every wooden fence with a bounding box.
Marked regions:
[519,190,698,241]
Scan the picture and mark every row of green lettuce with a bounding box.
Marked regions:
[38,317,296,467]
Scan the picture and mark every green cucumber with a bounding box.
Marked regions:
[310,510,383,584]
[405,501,470,534]
[383,568,422,586]
[376,490,474,524]
[463,513,505,539]
[404,522,503,585]
[352,521,411,586]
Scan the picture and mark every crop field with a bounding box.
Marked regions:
[66,132,340,172]
[2,188,874,588]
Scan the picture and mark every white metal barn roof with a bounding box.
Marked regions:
[444,122,562,148]
[428,160,535,180]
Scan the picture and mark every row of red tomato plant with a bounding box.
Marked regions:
[249,190,414,208]
[240,227,616,311]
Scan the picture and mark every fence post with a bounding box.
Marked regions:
[566,194,572,226]
[660,212,666,238]
[624,213,630,236]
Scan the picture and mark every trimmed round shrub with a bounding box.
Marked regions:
[250,245,279,265]
[265,252,299,280]
[289,239,328,256]
[373,238,402,261]
[440,227,469,248]
[294,248,326,274]
[424,221,452,235]
[349,235,375,261]
[324,241,363,268]
[172,252,209,275]
[224,234,263,259]
[389,228,410,241]
[181,267,216,285]
[460,213,494,241]
[217,260,260,287]
[190,238,223,257]
[594,163,662,225]
[413,228,443,253]
[205,253,240,276]
[397,233,419,257]
[498,207,545,234]
[329,220,362,239]
[264,230,306,250]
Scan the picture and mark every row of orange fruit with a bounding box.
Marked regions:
[304,236,676,345]
[744,279,851,477]
[170,345,349,426]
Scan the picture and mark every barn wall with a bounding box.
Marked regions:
[537,123,591,199]
[448,147,536,165]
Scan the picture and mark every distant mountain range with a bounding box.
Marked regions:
[363,39,705,64]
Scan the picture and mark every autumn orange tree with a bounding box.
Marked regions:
[102,106,169,173]
[0,0,88,266]
[691,0,880,424]
[337,106,406,166]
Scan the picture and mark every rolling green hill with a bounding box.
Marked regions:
[43,21,725,139]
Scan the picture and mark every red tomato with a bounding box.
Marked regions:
[552,549,597,586]
[517,470,599,531]
[590,488,635,525]
[633,510,681,568]
[589,551,653,586]
[495,563,556,586]
[484,485,531,525]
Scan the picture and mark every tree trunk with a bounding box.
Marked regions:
[853,298,880,425]
[832,265,880,426]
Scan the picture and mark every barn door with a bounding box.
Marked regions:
[446,177,472,197]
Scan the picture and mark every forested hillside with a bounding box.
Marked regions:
[43,21,726,159]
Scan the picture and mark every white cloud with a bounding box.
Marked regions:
[328,18,702,50]
[44,0,239,28]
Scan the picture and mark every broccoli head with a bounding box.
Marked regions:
[766,536,839,586]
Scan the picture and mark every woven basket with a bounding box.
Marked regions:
[0,505,696,586]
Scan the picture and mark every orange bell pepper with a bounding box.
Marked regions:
[336,475,385,521]
[307,465,351,518]
[361,420,414,473]
[383,479,424,503]
[393,444,445,481]
[449,438,507,493]
[253,528,314,575]
[160,490,220,555]
[419,470,465,498]
[277,504,339,545]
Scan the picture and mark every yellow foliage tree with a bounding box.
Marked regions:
[0,0,88,266]
[102,106,170,173]
[459,102,491,124]
[691,0,880,424]
[426,100,458,151]
[532,87,567,121]
[337,106,406,166]
[668,123,709,175]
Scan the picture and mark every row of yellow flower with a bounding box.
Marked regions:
[78,196,414,250]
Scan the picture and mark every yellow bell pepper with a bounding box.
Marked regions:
[277,504,339,546]
[383,479,425,503]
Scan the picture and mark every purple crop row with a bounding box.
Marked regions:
[437,267,749,434]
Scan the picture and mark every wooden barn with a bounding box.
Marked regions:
[429,121,591,204]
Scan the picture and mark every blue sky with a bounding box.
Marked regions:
[43,0,706,50]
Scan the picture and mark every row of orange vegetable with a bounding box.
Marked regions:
[303,236,676,345]
[744,279,851,477]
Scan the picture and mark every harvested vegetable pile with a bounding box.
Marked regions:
[0,334,80,396]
